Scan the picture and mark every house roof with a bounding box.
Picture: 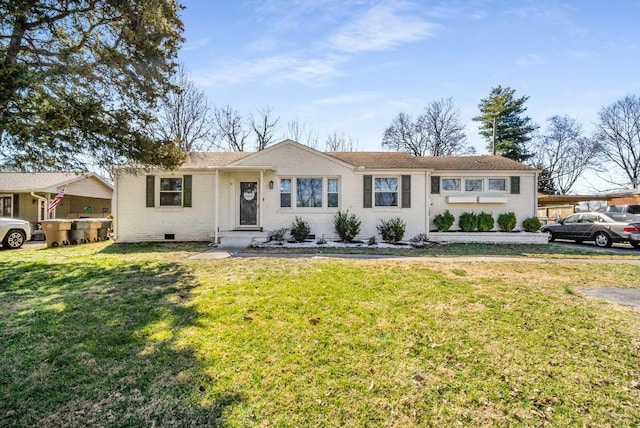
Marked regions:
[327,152,426,169]
[181,151,251,168]
[0,172,113,193]
[418,155,538,171]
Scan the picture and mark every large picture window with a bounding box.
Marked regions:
[465,179,484,192]
[296,178,323,207]
[159,178,182,206]
[375,177,398,207]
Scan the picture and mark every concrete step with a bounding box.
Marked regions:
[215,230,269,249]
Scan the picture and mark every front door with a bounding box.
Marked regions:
[239,181,258,226]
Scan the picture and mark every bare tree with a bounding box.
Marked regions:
[530,115,599,194]
[285,119,319,149]
[212,105,250,152]
[250,107,280,151]
[325,131,358,151]
[382,98,472,156]
[152,65,215,152]
[596,95,640,189]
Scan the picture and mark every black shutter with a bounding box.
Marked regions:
[146,175,155,207]
[401,175,411,208]
[183,175,192,207]
[431,175,440,194]
[363,175,372,208]
[13,194,19,217]
[510,176,520,194]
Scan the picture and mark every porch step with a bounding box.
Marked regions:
[216,230,269,249]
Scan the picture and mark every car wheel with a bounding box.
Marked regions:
[2,229,26,249]
[543,230,555,242]
[594,232,612,248]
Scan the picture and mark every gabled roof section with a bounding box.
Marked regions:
[419,155,538,171]
[0,172,113,192]
[228,139,356,169]
[328,152,426,169]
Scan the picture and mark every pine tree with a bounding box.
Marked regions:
[473,86,538,162]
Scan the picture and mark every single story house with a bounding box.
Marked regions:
[113,140,539,244]
[0,172,113,225]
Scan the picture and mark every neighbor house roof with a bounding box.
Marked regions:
[0,172,113,193]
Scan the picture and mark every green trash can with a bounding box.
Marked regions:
[41,220,72,248]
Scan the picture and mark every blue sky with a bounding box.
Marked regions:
[177,1,640,189]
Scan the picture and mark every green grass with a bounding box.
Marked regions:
[1,242,639,427]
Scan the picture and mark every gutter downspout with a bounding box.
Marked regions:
[259,170,264,231]
[214,169,219,244]
[30,192,48,221]
[425,171,429,239]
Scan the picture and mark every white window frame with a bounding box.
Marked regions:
[441,178,461,192]
[465,178,484,192]
[280,178,292,208]
[488,178,507,192]
[278,177,340,209]
[374,176,399,207]
[159,177,183,207]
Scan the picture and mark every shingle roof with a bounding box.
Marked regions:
[181,152,250,168]
[419,155,538,171]
[327,152,426,168]
[0,172,107,191]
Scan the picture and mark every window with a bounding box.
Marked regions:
[327,179,339,208]
[488,178,507,192]
[280,178,291,208]
[465,179,484,192]
[375,177,398,207]
[296,178,323,207]
[1,195,12,217]
[441,178,461,191]
[159,177,182,206]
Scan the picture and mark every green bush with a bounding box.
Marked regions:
[333,210,361,242]
[477,212,494,231]
[433,210,455,231]
[290,216,311,242]
[458,212,479,232]
[377,217,406,243]
[497,212,517,232]
[522,216,542,233]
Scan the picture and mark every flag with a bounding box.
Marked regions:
[47,186,67,213]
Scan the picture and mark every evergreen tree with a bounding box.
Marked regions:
[0,0,185,172]
[473,86,538,162]
[537,168,558,195]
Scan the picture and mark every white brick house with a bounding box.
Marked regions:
[113,140,539,243]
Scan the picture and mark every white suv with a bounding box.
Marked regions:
[0,218,32,249]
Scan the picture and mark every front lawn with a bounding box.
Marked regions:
[1,242,639,426]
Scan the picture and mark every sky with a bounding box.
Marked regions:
[176,0,640,192]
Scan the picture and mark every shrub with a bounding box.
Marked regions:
[433,210,455,231]
[368,236,377,245]
[377,217,406,243]
[522,216,542,233]
[477,212,494,231]
[497,212,517,232]
[333,210,361,242]
[290,216,311,242]
[409,233,430,248]
[271,227,288,241]
[458,212,479,232]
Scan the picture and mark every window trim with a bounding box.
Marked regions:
[374,176,399,207]
[464,178,484,192]
[488,178,507,192]
[159,176,184,207]
[441,178,462,192]
[279,176,340,209]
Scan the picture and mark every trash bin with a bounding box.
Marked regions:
[41,220,72,248]
[96,218,112,240]
[70,219,101,244]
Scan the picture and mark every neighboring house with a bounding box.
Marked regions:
[0,173,113,226]
[113,140,539,243]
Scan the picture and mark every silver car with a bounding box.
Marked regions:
[0,218,32,249]
[540,212,640,248]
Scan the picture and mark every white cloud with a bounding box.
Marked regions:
[192,55,345,87]
[516,53,544,67]
[182,38,212,51]
[330,2,436,53]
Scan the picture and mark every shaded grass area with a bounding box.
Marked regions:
[1,242,639,426]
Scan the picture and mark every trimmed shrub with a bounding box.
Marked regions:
[333,210,361,242]
[271,227,288,241]
[409,233,430,248]
[522,216,542,233]
[377,217,406,243]
[497,212,517,232]
[458,212,479,232]
[290,216,311,242]
[433,210,455,231]
[478,212,494,232]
